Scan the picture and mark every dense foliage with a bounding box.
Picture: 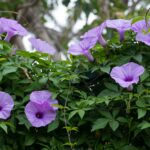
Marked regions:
[1,18,150,150]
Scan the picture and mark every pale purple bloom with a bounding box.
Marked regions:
[0,18,28,41]
[131,20,150,33]
[29,38,56,55]
[25,101,57,128]
[0,91,14,119]
[131,20,150,45]
[110,62,144,89]
[30,90,58,110]
[136,32,150,46]
[81,19,131,47]
[106,19,131,41]
[68,38,94,61]
[81,21,107,46]
[70,22,106,61]
[25,90,58,127]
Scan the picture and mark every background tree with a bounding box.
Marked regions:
[0,0,149,54]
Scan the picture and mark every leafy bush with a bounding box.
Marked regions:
[0,17,150,150]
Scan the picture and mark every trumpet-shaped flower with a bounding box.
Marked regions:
[0,91,14,119]
[25,101,57,128]
[136,32,150,46]
[81,21,107,46]
[0,18,28,41]
[25,90,58,127]
[30,90,58,110]
[110,62,144,89]
[29,38,56,55]
[131,20,150,45]
[69,22,107,61]
[131,19,150,32]
[68,38,95,61]
[106,19,131,41]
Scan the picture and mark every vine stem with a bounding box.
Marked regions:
[20,67,31,80]
[145,7,150,27]
[63,81,75,150]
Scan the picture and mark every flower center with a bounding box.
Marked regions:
[35,112,43,119]
[124,76,133,82]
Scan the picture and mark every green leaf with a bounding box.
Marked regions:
[122,145,138,150]
[0,71,3,82]
[47,119,59,132]
[133,54,142,63]
[0,122,7,133]
[138,121,150,130]
[17,115,31,129]
[100,66,110,74]
[51,104,66,109]
[68,110,78,120]
[141,71,149,82]
[63,126,78,132]
[91,118,109,131]
[24,134,36,146]
[131,16,144,24]
[2,66,17,75]
[137,109,146,119]
[98,89,120,98]
[136,100,145,108]
[99,110,112,119]
[112,109,119,118]
[63,142,77,147]
[109,120,119,131]
[39,77,48,84]
[78,110,85,119]
[104,82,118,92]
[117,117,128,123]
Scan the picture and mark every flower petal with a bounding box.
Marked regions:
[131,20,148,33]
[106,19,131,41]
[68,43,83,55]
[25,101,57,127]
[110,62,144,88]
[0,17,28,41]
[136,32,150,46]
[106,19,131,31]
[0,91,14,119]
[68,39,94,61]
[29,38,56,55]
[30,90,52,104]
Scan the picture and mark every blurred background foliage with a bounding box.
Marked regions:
[0,0,149,54]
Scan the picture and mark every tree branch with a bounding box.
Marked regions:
[17,0,39,10]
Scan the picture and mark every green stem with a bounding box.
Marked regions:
[145,8,150,27]
[63,82,75,150]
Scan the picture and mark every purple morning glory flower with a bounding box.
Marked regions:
[131,20,150,45]
[25,90,58,127]
[131,20,150,33]
[81,21,107,46]
[106,19,131,41]
[29,38,56,55]
[136,32,150,46]
[30,90,58,110]
[0,18,28,41]
[25,101,57,128]
[0,91,14,119]
[69,22,107,61]
[110,62,144,90]
[68,38,95,61]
